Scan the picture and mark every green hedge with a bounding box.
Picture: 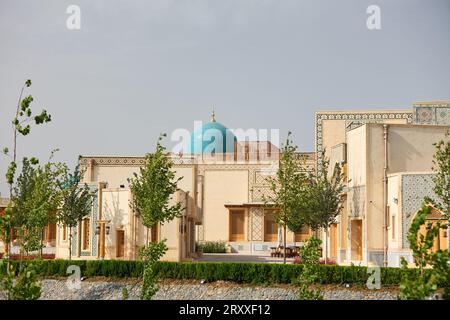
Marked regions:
[196,241,227,253]
[9,259,423,286]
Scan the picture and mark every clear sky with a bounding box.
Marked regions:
[1,0,449,195]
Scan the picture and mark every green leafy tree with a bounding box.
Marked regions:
[128,134,183,300]
[430,134,450,218]
[296,237,323,300]
[304,152,344,264]
[1,79,51,300]
[57,165,94,260]
[399,204,450,300]
[263,132,309,263]
[399,136,450,300]
[139,240,168,299]
[0,259,42,300]
[2,79,51,256]
[12,154,66,257]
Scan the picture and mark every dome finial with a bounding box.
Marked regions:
[211,107,216,122]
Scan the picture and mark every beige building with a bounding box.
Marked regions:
[52,101,449,265]
[320,101,450,267]
[55,114,315,261]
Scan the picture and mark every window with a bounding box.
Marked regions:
[229,210,245,242]
[264,210,278,242]
[82,218,90,250]
[294,225,311,242]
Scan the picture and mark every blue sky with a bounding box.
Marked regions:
[0,0,449,195]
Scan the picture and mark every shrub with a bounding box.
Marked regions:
[6,259,425,287]
[399,204,450,299]
[295,237,323,300]
[196,241,226,253]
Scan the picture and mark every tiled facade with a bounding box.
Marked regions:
[401,174,437,248]
[414,102,450,125]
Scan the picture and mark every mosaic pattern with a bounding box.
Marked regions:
[436,107,450,125]
[254,170,273,185]
[251,186,275,202]
[197,225,204,241]
[90,185,98,257]
[79,156,196,167]
[414,107,434,124]
[401,174,436,248]
[413,104,450,125]
[250,207,263,241]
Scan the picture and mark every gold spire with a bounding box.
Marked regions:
[211,107,216,122]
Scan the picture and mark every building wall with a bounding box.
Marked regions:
[386,172,445,267]
[343,123,450,266]
[203,170,249,242]
[55,179,193,262]
[101,188,131,259]
[346,126,368,263]
[387,125,449,173]
[315,110,412,162]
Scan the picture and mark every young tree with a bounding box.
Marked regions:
[305,152,345,264]
[263,132,309,263]
[399,135,450,299]
[128,134,184,300]
[57,165,94,260]
[399,204,450,300]
[296,237,323,300]
[2,79,51,256]
[12,155,66,257]
[430,134,450,218]
[0,79,51,300]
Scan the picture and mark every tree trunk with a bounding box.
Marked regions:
[40,228,44,258]
[69,227,72,260]
[283,224,287,264]
[325,227,329,265]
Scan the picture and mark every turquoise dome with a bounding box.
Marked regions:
[189,117,236,154]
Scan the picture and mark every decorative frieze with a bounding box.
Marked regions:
[315,111,413,157]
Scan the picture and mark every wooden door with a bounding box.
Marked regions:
[351,220,362,261]
[330,223,338,259]
[264,211,278,242]
[229,210,245,242]
[116,230,125,258]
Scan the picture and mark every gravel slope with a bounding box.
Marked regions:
[36,279,398,300]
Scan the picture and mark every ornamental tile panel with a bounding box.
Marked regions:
[250,207,263,241]
[401,174,436,248]
[413,104,450,125]
[436,107,450,125]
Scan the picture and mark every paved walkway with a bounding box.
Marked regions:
[194,253,295,264]
[0,245,55,255]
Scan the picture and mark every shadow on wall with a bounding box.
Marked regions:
[387,130,429,174]
[103,191,126,257]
